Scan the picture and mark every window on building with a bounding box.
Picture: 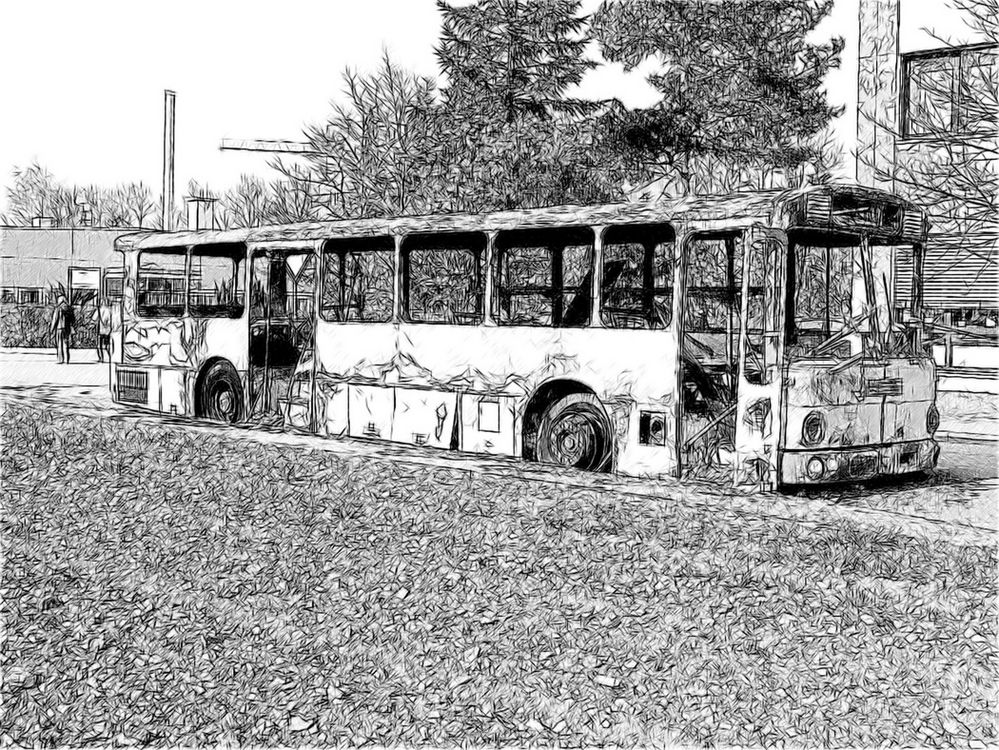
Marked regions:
[321,237,395,322]
[137,248,187,316]
[103,275,124,301]
[189,243,245,318]
[903,45,998,137]
[1,288,16,304]
[601,224,675,329]
[496,227,594,327]
[19,288,41,305]
[403,233,485,324]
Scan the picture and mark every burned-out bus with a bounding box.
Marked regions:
[110,183,939,489]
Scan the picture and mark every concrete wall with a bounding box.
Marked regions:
[0,227,127,290]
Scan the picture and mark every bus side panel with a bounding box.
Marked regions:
[314,321,679,476]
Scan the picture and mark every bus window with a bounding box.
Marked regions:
[137,248,187,317]
[601,224,674,329]
[683,234,743,367]
[787,242,854,358]
[496,227,594,327]
[189,243,246,318]
[403,233,485,325]
[321,237,394,323]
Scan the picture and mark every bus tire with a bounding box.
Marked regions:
[534,392,612,472]
[197,360,243,424]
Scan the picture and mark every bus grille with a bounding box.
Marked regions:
[866,377,902,397]
[117,369,148,404]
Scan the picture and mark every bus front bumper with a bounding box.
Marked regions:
[781,439,939,485]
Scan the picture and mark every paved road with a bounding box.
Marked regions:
[2,348,996,534]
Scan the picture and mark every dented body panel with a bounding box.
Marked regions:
[313,322,680,476]
[781,357,938,483]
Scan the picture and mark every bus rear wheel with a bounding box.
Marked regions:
[535,393,612,472]
[197,361,243,423]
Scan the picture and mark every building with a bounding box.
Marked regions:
[0,226,128,347]
[0,226,127,302]
[857,0,997,333]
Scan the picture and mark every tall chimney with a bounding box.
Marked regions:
[185,197,217,231]
[162,90,176,231]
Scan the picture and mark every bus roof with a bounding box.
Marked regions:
[114,183,917,252]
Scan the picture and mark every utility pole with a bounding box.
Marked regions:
[162,90,176,231]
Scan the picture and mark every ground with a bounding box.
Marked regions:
[1,349,997,747]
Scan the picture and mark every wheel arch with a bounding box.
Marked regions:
[522,377,613,464]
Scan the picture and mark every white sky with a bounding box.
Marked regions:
[0,0,983,217]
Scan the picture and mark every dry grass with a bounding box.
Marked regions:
[2,402,997,747]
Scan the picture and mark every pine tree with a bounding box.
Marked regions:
[435,0,595,123]
[592,0,845,193]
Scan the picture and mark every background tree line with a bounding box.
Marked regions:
[4,0,847,229]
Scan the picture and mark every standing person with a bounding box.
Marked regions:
[50,294,75,364]
[94,296,112,363]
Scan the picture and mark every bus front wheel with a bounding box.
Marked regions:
[535,393,612,472]
[197,361,243,424]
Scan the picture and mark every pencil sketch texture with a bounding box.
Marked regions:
[0,0,996,747]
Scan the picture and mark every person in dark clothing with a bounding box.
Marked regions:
[50,294,75,364]
[94,297,112,362]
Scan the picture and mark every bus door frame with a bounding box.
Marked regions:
[673,224,746,479]
[246,239,320,420]
[733,226,788,490]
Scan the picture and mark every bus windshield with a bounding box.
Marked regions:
[787,237,917,360]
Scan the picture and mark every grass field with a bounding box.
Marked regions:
[2,402,996,747]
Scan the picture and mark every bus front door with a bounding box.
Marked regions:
[678,231,744,481]
[248,248,316,424]
[733,228,788,490]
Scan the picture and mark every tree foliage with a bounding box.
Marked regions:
[592,0,845,192]
[436,0,595,122]
[3,162,158,228]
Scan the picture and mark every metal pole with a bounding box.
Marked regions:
[162,90,176,231]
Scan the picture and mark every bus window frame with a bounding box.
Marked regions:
[319,236,396,325]
[400,231,487,326]
[188,242,248,319]
[494,226,596,329]
[600,223,676,331]
[136,246,189,319]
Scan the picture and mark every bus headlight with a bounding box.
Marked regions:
[802,411,825,446]
[926,405,939,435]
[806,456,826,480]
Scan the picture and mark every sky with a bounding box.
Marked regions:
[0,0,982,218]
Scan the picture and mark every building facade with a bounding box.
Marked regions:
[857,0,997,329]
[0,226,127,346]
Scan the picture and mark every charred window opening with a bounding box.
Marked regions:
[321,237,394,323]
[495,226,594,327]
[830,192,902,232]
[189,243,246,318]
[402,232,485,325]
[137,248,187,317]
[601,224,675,329]
[786,238,854,359]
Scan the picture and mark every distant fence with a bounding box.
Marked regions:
[1,303,97,349]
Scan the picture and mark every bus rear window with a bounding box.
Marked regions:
[189,244,246,318]
[137,249,186,317]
